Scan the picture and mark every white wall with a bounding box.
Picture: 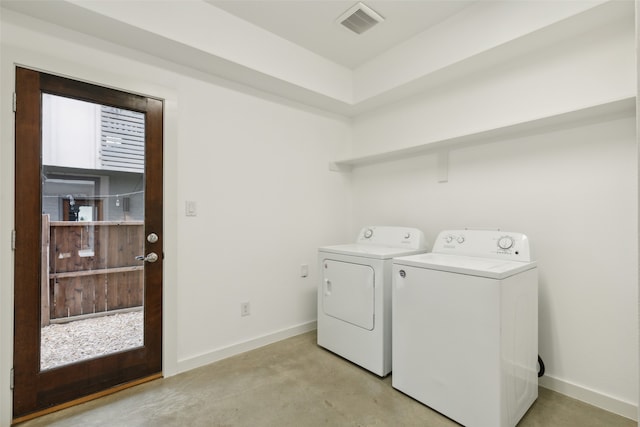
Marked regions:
[350,11,638,420]
[351,116,637,413]
[174,73,353,368]
[0,9,352,426]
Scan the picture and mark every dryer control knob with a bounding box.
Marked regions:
[498,236,514,250]
[445,235,453,243]
[457,236,465,244]
[364,228,373,239]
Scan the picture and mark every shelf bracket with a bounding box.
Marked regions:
[437,150,449,183]
[328,161,351,172]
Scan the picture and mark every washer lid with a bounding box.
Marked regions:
[393,253,537,279]
[319,244,427,260]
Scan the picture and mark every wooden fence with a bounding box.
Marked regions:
[41,214,145,326]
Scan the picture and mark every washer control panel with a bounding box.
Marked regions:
[356,226,427,250]
[433,229,532,261]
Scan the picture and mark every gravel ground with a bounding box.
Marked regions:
[40,311,143,370]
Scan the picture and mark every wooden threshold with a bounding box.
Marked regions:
[12,373,163,425]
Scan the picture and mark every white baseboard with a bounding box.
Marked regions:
[539,374,637,421]
[176,320,317,374]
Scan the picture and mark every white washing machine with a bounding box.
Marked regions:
[317,226,428,377]
[392,229,538,427]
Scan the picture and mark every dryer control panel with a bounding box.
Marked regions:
[433,229,532,262]
[356,226,427,250]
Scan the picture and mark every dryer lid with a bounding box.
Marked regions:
[319,244,427,260]
[319,226,428,259]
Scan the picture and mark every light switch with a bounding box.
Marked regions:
[185,200,197,217]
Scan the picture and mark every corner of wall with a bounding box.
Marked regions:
[176,321,316,375]
[540,375,638,421]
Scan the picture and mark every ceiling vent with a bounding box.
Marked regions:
[337,2,384,35]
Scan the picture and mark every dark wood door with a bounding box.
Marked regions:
[13,67,163,421]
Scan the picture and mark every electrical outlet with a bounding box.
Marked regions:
[240,302,250,317]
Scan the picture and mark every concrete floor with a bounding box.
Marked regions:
[19,331,635,427]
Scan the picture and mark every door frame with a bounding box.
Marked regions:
[12,67,164,422]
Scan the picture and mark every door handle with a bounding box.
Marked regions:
[324,279,332,296]
[136,252,159,263]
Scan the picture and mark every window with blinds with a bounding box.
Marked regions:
[100,106,145,173]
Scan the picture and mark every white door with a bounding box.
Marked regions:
[322,259,375,330]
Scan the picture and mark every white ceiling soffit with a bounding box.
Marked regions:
[0,0,626,117]
[207,1,473,69]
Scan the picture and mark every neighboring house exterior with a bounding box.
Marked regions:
[41,94,144,222]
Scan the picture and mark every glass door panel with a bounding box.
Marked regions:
[40,94,145,370]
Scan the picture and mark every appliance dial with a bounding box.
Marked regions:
[445,235,453,243]
[404,232,411,239]
[498,236,514,250]
[457,236,465,244]
[364,228,373,239]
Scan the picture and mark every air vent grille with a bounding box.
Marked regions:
[337,2,384,35]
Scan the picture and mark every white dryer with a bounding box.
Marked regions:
[392,229,538,427]
[318,226,428,377]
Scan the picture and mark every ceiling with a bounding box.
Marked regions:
[207,1,474,69]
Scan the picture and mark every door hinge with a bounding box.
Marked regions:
[10,368,14,390]
[12,92,16,113]
[11,230,16,251]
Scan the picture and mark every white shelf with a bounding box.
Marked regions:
[330,96,636,172]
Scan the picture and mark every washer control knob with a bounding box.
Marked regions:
[498,236,514,250]
[457,236,465,244]
[399,269,406,278]
[404,232,411,239]
[445,235,453,243]
[364,228,373,239]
